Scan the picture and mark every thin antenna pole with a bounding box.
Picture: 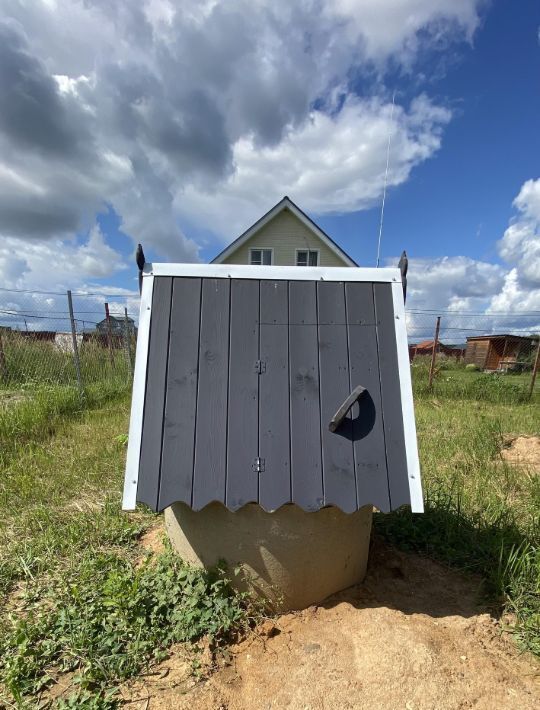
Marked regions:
[376,91,396,268]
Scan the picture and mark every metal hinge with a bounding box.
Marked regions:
[252,457,265,473]
[254,360,266,374]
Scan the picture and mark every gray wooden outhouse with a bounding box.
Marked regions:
[122,263,422,516]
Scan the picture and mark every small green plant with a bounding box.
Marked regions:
[114,433,129,447]
[465,363,479,371]
[0,549,251,705]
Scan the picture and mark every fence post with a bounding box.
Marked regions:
[123,307,133,376]
[104,302,115,368]
[428,316,441,391]
[0,330,7,382]
[67,290,84,397]
[529,338,540,399]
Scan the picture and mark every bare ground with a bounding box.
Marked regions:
[121,537,540,710]
[501,435,540,472]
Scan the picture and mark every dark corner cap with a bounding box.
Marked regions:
[136,244,145,271]
[398,250,408,276]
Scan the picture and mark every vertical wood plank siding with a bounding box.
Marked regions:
[226,280,260,509]
[192,279,231,509]
[137,277,412,513]
[138,276,172,510]
[317,282,356,512]
[158,278,201,510]
[374,283,410,509]
[346,283,391,512]
[289,281,324,511]
[259,280,291,511]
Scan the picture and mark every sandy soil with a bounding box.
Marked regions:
[501,435,540,472]
[121,538,540,710]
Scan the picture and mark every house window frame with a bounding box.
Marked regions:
[249,247,273,265]
[295,248,320,267]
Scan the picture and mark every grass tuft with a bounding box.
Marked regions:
[0,548,250,705]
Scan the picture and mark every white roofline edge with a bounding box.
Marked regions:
[147,263,400,282]
[122,274,154,511]
[391,281,423,512]
[211,198,357,267]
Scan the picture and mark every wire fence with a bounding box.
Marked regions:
[0,287,539,401]
[407,311,540,400]
[0,288,139,397]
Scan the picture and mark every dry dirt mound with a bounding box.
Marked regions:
[501,435,540,471]
[122,541,539,709]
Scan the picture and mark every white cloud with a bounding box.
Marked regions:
[0,0,483,266]
[397,178,540,340]
[327,0,480,63]
[404,255,505,311]
[497,178,540,289]
[177,94,451,237]
[0,224,126,292]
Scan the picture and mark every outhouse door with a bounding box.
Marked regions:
[126,269,422,515]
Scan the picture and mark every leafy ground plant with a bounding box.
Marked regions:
[1,548,249,707]
[0,394,253,708]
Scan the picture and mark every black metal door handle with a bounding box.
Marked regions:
[329,385,366,432]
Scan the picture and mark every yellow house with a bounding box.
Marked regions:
[211,196,357,267]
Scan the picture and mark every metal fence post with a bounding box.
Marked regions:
[428,316,441,391]
[123,306,133,377]
[529,338,540,399]
[67,290,84,397]
[104,302,115,368]
[0,330,7,382]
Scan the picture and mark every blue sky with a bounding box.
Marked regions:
[0,0,539,325]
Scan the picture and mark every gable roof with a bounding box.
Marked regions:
[211,196,358,266]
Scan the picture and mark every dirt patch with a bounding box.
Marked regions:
[501,435,540,471]
[138,523,166,558]
[125,540,539,709]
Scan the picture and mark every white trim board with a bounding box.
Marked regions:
[211,197,357,267]
[147,263,400,283]
[391,281,423,513]
[122,274,154,510]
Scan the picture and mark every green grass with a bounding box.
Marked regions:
[411,356,538,403]
[0,363,539,706]
[375,391,540,655]
[0,334,133,389]
[0,395,253,708]
[0,381,131,470]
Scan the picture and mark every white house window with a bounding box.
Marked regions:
[296,249,319,266]
[250,248,272,265]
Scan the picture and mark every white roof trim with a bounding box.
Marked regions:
[391,281,423,513]
[212,197,357,267]
[147,263,399,283]
[122,273,154,510]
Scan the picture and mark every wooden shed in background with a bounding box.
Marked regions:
[464,335,536,371]
[409,339,464,361]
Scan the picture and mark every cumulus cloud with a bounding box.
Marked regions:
[405,255,505,311]
[178,94,451,235]
[0,224,127,294]
[496,178,540,289]
[0,0,483,270]
[397,179,540,339]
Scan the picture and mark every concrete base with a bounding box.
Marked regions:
[165,502,373,611]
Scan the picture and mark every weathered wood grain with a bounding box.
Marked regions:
[226,279,260,509]
[289,280,323,511]
[259,280,291,511]
[317,282,356,512]
[158,277,201,510]
[192,278,231,509]
[138,276,172,510]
